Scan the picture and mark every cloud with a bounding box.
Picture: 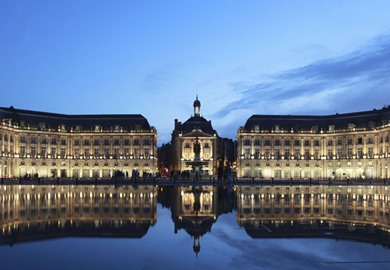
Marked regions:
[212,33,390,139]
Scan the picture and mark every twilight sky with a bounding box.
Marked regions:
[2,0,390,145]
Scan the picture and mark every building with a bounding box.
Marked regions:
[0,106,157,179]
[169,96,221,176]
[237,107,390,180]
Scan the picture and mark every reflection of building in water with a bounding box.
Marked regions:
[237,107,390,180]
[0,106,157,179]
[237,185,390,246]
[168,185,220,256]
[0,185,157,245]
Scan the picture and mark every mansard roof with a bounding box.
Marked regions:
[242,106,390,132]
[0,106,153,132]
[175,115,216,135]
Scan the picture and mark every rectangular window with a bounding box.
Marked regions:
[94,139,100,146]
[284,149,290,159]
[327,149,333,159]
[20,136,26,143]
[254,148,260,159]
[84,140,90,146]
[74,139,80,146]
[357,147,363,158]
[41,146,46,157]
[61,139,66,145]
[124,139,130,145]
[284,140,290,146]
[294,140,300,146]
[20,146,26,156]
[348,147,353,158]
[31,146,36,157]
[368,147,374,158]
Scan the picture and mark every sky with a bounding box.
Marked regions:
[2,0,390,145]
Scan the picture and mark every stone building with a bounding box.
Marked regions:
[237,107,390,180]
[169,96,221,176]
[0,106,157,179]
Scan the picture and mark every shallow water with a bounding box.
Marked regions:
[1,184,390,270]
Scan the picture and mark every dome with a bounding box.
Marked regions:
[193,96,201,108]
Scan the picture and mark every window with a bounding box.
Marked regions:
[284,140,290,146]
[244,139,251,146]
[367,138,374,144]
[74,139,80,146]
[51,138,57,144]
[347,138,353,145]
[275,148,281,159]
[20,136,26,143]
[304,149,310,159]
[304,140,310,146]
[41,137,47,144]
[19,146,26,156]
[254,139,260,146]
[104,139,110,146]
[114,139,119,146]
[31,146,36,156]
[61,139,66,145]
[264,140,271,146]
[337,139,343,145]
[314,140,320,146]
[41,146,46,157]
[144,139,150,145]
[357,147,363,159]
[348,147,353,158]
[185,142,190,148]
[274,140,280,146]
[134,139,139,146]
[254,148,260,159]
[327,149,333,159]
[337,149,343,159]
[84,139,90,146]
[204,142,209,148]
[294,140,300,146]
[368,147,374,158]
[124,139,130,145]
[357,138,363,144]
[284,149,290,159]
[31,136,36,144]
[327,140,333,146]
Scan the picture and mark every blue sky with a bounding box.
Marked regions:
[2,0,390,145]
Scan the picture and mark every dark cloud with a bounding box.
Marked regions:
[213,33,390,140]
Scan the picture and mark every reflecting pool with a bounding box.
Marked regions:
[1,184,390,269]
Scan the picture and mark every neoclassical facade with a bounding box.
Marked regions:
[0,106,157,179]
[237,107,390,180]
[170,97,220,176]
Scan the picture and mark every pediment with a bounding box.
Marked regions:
[181,129,214,138]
